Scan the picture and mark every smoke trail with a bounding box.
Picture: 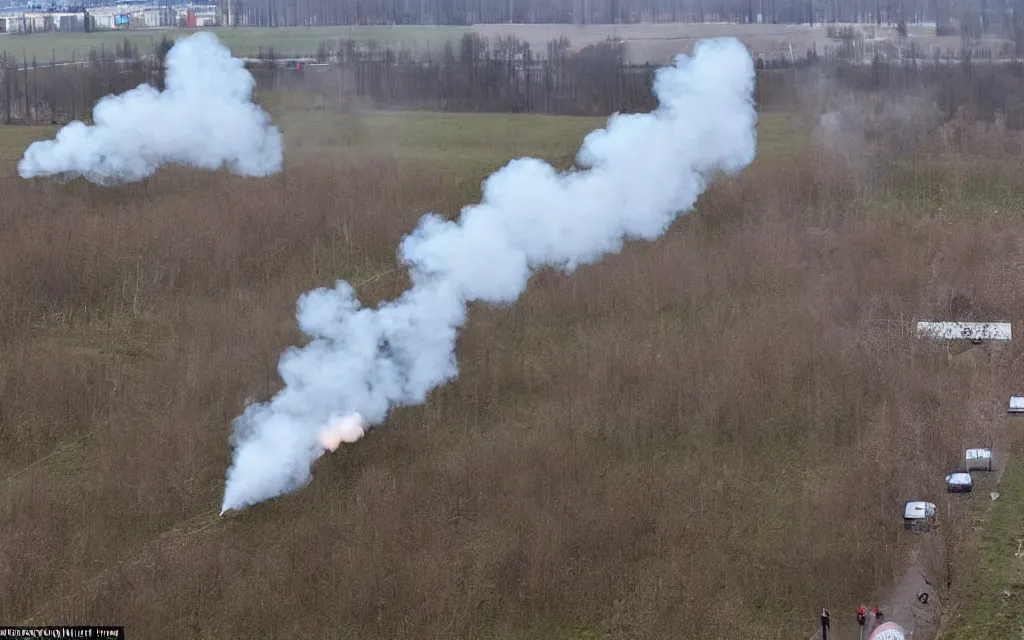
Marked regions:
[18,32,282,185]
[220,37,758,514]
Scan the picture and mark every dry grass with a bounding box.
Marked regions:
[1,105,1022,638]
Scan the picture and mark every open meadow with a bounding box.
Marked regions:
[0,21,1007,64]
[4,68,1024,639]
[0,25,466,64]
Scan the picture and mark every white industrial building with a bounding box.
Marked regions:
[0,2,217,33]
[0,11,87,33]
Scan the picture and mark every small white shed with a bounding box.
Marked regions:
[1010,396,1024,414]
[965,448,993,471]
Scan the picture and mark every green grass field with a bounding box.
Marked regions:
[0,25,467,63]
[0,21,1002,65]
[944,426,1024,639]
[3,106,802,178]
[281,109,799,171]
[0,19,1007,65]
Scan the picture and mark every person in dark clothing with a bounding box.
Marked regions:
[857,604,866,627]
[821,607,831,639]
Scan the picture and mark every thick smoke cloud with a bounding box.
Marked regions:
[220,37,758,514]
[18,32,282,185]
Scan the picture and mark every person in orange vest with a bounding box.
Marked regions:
[856,604,866,627]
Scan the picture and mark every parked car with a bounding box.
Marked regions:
[903,501,936,532]
[945,470,973,493]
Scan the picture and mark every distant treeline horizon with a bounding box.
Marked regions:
[206,0,1024,38]
[2,32,1024,125]
[7,0,1024,39]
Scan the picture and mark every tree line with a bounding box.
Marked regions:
[3,33,1024,124]
[213,0,1024,39]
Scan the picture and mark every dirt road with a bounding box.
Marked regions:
[810,546,942,639]
[811,450,1010,640]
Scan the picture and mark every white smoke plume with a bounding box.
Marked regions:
[318,413,366,451]
[18,32,282,185]
[220,37,758,515]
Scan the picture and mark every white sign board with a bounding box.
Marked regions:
[916,321,1011,341]
[1010,396,1024,413]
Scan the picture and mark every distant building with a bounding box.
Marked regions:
[0,2,216,32]
[0,10,86,32]
[185,6,216,26]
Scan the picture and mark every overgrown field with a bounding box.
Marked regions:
[2,103,1024,639]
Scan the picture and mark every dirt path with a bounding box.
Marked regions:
[812,452,1010,640]
[814,601,927,640]
[872,548,933,638]
[807,345,1018,640]
[872,449,1010,640]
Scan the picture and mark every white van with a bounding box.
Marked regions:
[903,501,936,532]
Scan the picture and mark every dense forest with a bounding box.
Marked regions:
[4,33,1024,125]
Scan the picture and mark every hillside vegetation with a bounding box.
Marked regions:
[2,101,1024,638]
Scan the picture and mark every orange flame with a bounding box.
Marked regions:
[318,413,365,452]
